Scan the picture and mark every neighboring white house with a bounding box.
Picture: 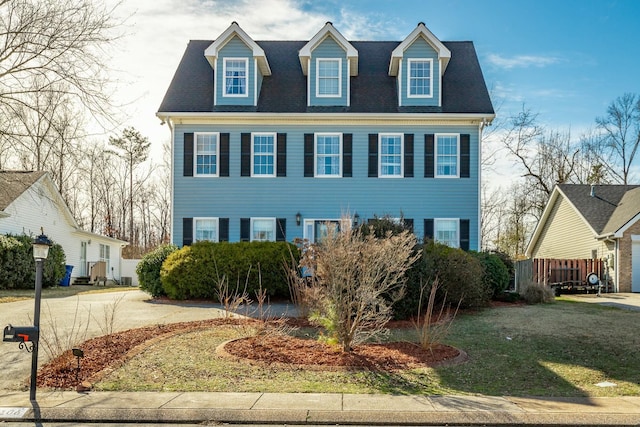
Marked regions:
[0,171,128,284]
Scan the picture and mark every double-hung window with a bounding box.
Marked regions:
[195,133,218,176]
[194,218,219,242]
[99,243,110,272]
[252,133,275,177]
[224,58,248,96]
[436,134,459,177]
[379,134,403,177]
[315,133,341,177]
[251,218,276,241]
[316,58,341,97]
[435,219,459,248]
[408,58,432,98]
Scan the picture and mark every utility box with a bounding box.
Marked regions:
[3,325,39,343]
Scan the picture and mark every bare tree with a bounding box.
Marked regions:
[590,93,640,184]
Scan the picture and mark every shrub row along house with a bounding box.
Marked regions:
[157,21,495,249]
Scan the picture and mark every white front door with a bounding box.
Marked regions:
[80,242,87,276]
[632,238,640,292]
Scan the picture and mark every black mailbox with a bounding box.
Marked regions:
[3,325,39,343]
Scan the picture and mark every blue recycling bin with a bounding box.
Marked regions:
[60,264,73,286]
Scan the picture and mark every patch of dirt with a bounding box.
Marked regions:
[37,317,464,390]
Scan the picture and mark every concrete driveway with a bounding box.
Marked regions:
[562,292,640,311]
[0,289,229,390]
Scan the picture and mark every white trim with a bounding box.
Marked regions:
[222,57,249,98]
[250,132,277,177]
[253,58,258,106]
[434,133,460,178]
[193,217,219,243]
[299,22,358,76]
[378,133,404,178]
[613,212,640,238]
[389,22,451,76]
[434,218,460,248]
[306,57,311,106]
[407,58,433,99]
[397,61,403,106]
[250,217,276,242]
[438,59,443,106]
[194,132,220,177]
[346,60,351,106]
[314,133,342,177]
[204,22,271,75]
[315,58,342,98]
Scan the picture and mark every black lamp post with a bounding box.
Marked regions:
[30,232,51,401]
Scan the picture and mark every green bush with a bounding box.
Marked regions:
[160,241,298,301]
[136,244,178,297]
[471,251,510,299]
[358,214,413,238]
[0,234,65,289]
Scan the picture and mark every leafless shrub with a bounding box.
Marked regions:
[522,281,556,304]
[92,293,126,337]
[39,298,91,361]
[413,278,461,350]
[216,271,251,318]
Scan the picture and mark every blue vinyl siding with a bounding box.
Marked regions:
[400,38,440,107]
[172,124,479,248]
[216,36,256,106]
[309,37,348,106]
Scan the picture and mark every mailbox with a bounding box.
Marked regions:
[3,325,39,343]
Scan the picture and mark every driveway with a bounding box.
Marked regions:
[0,290,229,390]
[562,292,640,312]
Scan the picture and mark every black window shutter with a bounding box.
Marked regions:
[404,133,414,178]
[424,134,434,178]
[403,218,414,232]
[241,133,251,177]
[277,133,287,177]
[240,218,250,241]
[343,133,352,177]
[368,134,378,177]
[182,218,193,246]
[424,218,434,240]
[219,218,229,242]
[460,134,470,178]
[460,219,470,251]
[219,133,230,177]
[184,133,194,177]
[276,218,286,241]
[304,133,314,177]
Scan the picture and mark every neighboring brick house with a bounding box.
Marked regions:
[157,21,494,249]
[526,184,640,292]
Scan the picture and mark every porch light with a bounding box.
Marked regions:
[296,212,301,226]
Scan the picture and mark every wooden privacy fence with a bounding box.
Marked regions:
[533,258,603,286]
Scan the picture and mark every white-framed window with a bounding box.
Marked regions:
[407,58,433,98]
[251,132,276,177]
[379,134,403,177]
[195,132,219,176]
[435,218,459,248]
[194,217,219,242]
[435,134,459,178]
[99,243,111,272]
[303,219,341,243]
[223,58,248,97]
[316,58,341,97]
[251,218,276,242]
[315,133,342,177]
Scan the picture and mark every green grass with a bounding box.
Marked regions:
[96,301,640,396]
[0,284,137,303]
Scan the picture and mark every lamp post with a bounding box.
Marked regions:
[30,232,51,402]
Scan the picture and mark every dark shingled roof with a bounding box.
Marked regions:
[0,171,46,211]
[158,39,494,114]
[558,184,640,234]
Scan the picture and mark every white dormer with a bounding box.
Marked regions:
[299,22,358,107]
[389,22,451,107]
[205,22,271,106]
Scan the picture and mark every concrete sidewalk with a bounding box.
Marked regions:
[1,390,640,425]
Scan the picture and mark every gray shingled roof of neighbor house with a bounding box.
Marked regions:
[558,184,640,234]
[0,171,46,211]
[158,40,495,115]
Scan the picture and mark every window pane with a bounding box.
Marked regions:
[195,219,217,242]
[252,219,274,241]
[225,60,247,95]
[409,60,431,96]
[436,135,458,176]
[316,135,340,176]
[318,60,340,96]
[436,219,458,248]
[380,135,402,176]
[196,134,217,175]
[253,134,275,175]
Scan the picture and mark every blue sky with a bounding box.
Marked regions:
[109,0,640,161]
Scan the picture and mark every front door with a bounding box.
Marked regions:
[80,241,87,276]
[632,238,640,292]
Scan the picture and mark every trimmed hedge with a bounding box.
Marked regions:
[0,234,66,289]
[471,251,510,299]
[136,244,178,297]
[160,241,298,301]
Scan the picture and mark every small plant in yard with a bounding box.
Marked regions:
[522,280,556,304]
[92,293,126,337]
[39,298,91,361]
[413,278,460,350]
[216,272,251,318]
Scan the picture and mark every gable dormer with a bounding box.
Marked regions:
[204,22,271,107]
[299,22,358,107]
[389,22,451,108]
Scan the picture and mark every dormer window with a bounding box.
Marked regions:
[224,58,248,97]
[317,58,341,97]
[408,58,433,98]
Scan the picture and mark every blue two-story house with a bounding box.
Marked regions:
[157,21,494,249]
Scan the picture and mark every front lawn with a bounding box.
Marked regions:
[95,300,640,397]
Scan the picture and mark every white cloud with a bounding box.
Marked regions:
[487,53,560,69]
